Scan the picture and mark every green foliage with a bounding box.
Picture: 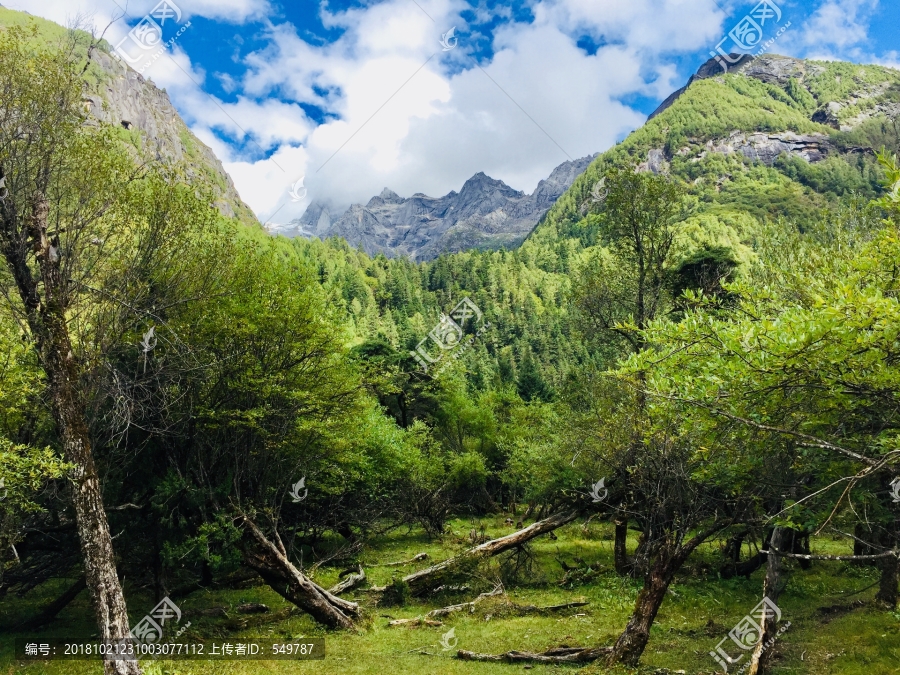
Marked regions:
[622,205,900,531]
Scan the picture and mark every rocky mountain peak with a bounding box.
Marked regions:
[286,154,598,260]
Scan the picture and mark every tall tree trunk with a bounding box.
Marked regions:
[748,527,787,675]
[875,476,899,608]
[605,525,723,667]
[606,545,680,666]
[875,554,899,608]
[874,514,898,608]
[613,518,630,575]
[1,197,141,675]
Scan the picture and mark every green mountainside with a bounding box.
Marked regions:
[289,54,900,393]
[0,7,259,227]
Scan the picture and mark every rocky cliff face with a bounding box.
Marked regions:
[82,48,258,226]
[283,154,597,260]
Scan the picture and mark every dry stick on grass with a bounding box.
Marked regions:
[402,510,581,595]
[387,618,444,628]
[372,553,429,567]
[761,547,900,561]
[412,585,587,624]
[425,584,505,618]
[457,646,612,664]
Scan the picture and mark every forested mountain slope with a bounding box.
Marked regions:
[294,54,900,392]
[0,7,259,227]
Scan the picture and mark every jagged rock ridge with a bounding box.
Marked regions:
[277,155,598,260]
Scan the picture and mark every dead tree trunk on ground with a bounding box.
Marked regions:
[239,516,357,629]
[458,646,611,664]
[402,510,579,596]
[328,566,366,595]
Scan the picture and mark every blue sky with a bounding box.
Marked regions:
[10,0,900,223]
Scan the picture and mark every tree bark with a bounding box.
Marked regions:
[875,554,899,608]
[613,518,630,575]
[606,524,724,667]
[1,197,141,675]
[402,510,579,596]
[875,476,899,608]
[748,527,787,675]
[605,546,680,666]
[239,516,357,629]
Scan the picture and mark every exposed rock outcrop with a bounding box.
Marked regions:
[698,131,830,165]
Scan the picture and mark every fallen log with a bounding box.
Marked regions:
[403,510,580,595]
[240,515,358,629]
[189,606,229,618]
[373,553,429,567]
[457,646,611,663]
[512,601,590,614]
[236,603,270,614]
[328,565,366,596]
[426,585,504,618]
[387,618,444,628]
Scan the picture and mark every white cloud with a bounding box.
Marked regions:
[6,0,743,223]
[800,0,877,50]
[7,0,269,29]
[195,0,731,221]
